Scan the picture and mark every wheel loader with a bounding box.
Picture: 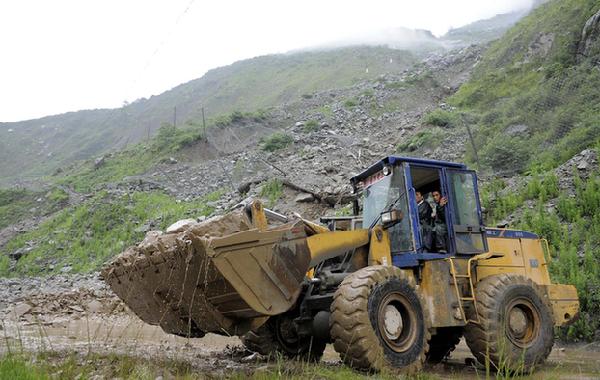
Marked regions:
[102,156,579,373]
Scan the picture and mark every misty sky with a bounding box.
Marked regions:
[0,0,533,122]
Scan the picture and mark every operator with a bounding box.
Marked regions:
[432,190,448,253]
[415,190,433,251]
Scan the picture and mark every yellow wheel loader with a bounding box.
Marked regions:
[102,156,579,373]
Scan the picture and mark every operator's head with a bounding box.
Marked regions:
[432,190,442,203]
[415,191,423,203]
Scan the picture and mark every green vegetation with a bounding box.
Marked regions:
[152,123,205,153]
[260,179,283,208]
[451,0,600,174]
[303,120,320,132]
[55,145,156,193]
[343,98,358,108]
[396,128,444,153]
[317,105,334,118]
[423,109,458,128]
[261,133,293,152]
[0,190,220,277]
[0,352,446,380]
[454,1,600,341]
[481,166,600,341]
[0,46,418,184]
[0,188,68,230]
[212,109,269,127]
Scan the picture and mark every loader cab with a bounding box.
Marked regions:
[351,156,487,267]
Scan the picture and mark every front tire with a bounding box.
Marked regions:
[465,274,554,372]
[241,315,326,362]
[330,266,430,373]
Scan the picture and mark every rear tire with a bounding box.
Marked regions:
[241,315,326,362]
[464,274,554,373]
[330,266,430,373]
[426,327,463,363]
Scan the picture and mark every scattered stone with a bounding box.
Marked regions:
[295,193,315,203]
[505,124,529,136]
[61,266,73,273]
[94,156,105,169]
[13,302,32,317]
[168,157,178,164]
[86,300,104,313]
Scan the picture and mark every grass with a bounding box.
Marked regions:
[261,133,293,152]
[0,188,68,230]
[303,120,320,133]
[0,352,446,380]
[260,179,283,208]
[396,128,444,153]
[0,190,221,277]
[0,46,418,184]
[481,162,600,341]
[450,0,600,174]
[423,109,458,128]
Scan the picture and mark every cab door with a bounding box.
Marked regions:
[445,169,487,254]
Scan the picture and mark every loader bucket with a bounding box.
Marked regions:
[101,208,313,337]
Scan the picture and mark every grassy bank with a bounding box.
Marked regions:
[0,190,221,277]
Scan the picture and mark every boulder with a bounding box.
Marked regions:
[294,193,315,203]
[578,9,600,62]
[166,219,197,233]
[13,302,32,317]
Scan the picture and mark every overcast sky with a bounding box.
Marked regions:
[0,0,534,122]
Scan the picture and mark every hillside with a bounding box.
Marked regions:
[0,46,419,183]
[447,0,600,341]
[0,8,537,186]
[1,0,599,345]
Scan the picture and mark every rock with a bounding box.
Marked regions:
[294,121,305,128]
[295,193,315,203]
[578,9,600,62]
[166,219,196,233]
[86,300,104,313]
[94,156,105,169]
[134,223,152,233]
[13,302,32,317]
[141,231,163,245]
[61,266,72,273]
[168,157,178,164]
[577,161,589,170]
[68,305,84,312]
[505,124,529,136]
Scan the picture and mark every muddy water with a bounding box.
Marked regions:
[2,314,600,379]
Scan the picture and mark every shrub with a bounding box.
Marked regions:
[396,128,442,153]
[343,99,357,108]
[423,109,457,128]
[260,179,283,207]
[303,120,319,132]
[480,135,531,173]
[261,133,293,152]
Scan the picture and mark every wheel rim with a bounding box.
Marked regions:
[274,316,302,353]
[504,297,540,348]
[377,292,417,352]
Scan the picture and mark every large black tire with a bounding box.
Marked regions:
[241,315,326,362]
[330,265,430,373]
[464,274,554,373]
[426,327,463,364]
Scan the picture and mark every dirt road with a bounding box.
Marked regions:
[1,275,599,379]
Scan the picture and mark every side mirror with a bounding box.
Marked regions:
[381,210,403,228]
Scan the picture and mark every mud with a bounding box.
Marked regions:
[2,312,599,379]
[1,274,599,378]
[101,208,255,337]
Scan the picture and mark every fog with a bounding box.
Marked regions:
[0,0,534,122]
